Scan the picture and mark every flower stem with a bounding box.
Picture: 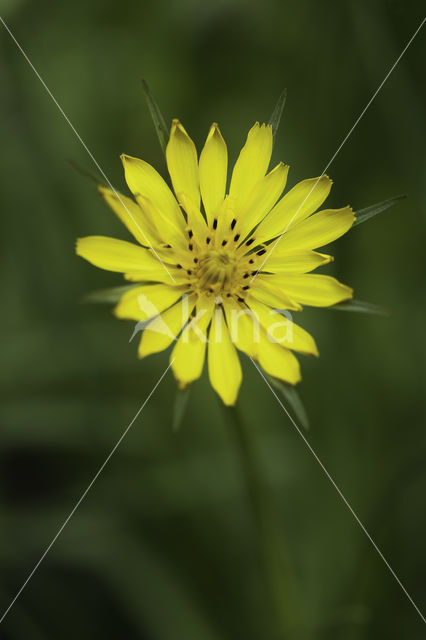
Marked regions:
[223,403,308,639]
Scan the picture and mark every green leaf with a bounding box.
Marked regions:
[353,194,406,227]
[172,386,191,432]
[81,284,138,304]
[266,374,309,431]
[142,79,169,155]
[329,299,388,316]
[268,88,287,140]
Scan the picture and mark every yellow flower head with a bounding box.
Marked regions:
[76,120,354,405]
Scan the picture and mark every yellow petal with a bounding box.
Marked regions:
[123,268,188,285]
[262,250,333,274]
[223,299,301,384]
[166,119,200,210]
[208,306,242,405]
[223,298,258,358]
[257,330,301,385]
[138,294,196,358]
[246,297,318,356]
[255,175,333,243]
[114,284,186,320]
[171,295,215,386]
[199,123,228,224]
[149,243,195,271]
[265,274,353,307]
[269,207,355,252]
[121,153,185,237]
[98,186,162,248]
[134,193,187,249]
[236,163,289,240]
[177,192,209,246]
[76,236,161,273]
[250,277,302,311]
[214,195,238,247]
[229,123,273,209]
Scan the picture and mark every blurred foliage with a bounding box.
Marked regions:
[1,0,425,638]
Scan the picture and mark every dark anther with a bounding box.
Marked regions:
[222,240,227,246]
[231,218,237,230]
[213,218,218,229]
[242,285,250,290]
[234,234,240,242]
[194,258,198,263]
[209,288,214,293]
[257,249,266,256]
[206,237,211,244]
[187,270,192,275]
[246,238,255,246]
[251,270,258,276]
[238,296,245,302]
[176,264,182,269]
[165,244,171,248]
[226,293,231,297]
[188,229,193,238]
[249,259,254,264]
[243,273,249,279]
[189,243,193,251]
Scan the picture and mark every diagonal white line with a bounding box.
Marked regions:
[251,357,426,625]
[0,16,176,283]
[251,16,425,282]
[0,360,174,626]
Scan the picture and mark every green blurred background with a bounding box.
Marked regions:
[1,0,425,638]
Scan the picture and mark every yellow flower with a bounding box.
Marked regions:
[76,120,354,405]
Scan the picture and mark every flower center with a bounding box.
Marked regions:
[196,250,238,293]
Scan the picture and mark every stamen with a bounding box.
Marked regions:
[187,270,192,275]
[243,273,249,279]
[257,249,266,256]
[242,285,250,290]
[189,243,193,251]
[176,264,182,269]
[194,258,198,263]
[246,238,254,246]
[188,229,193,238]
[195,250,237,291]
[234,234,240,242]
[222,240,227,246]
[231,219,237,230]
[249,259,254,264]
[213,218,218,230]
[238,296,245,302]
[206,237,211,244]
